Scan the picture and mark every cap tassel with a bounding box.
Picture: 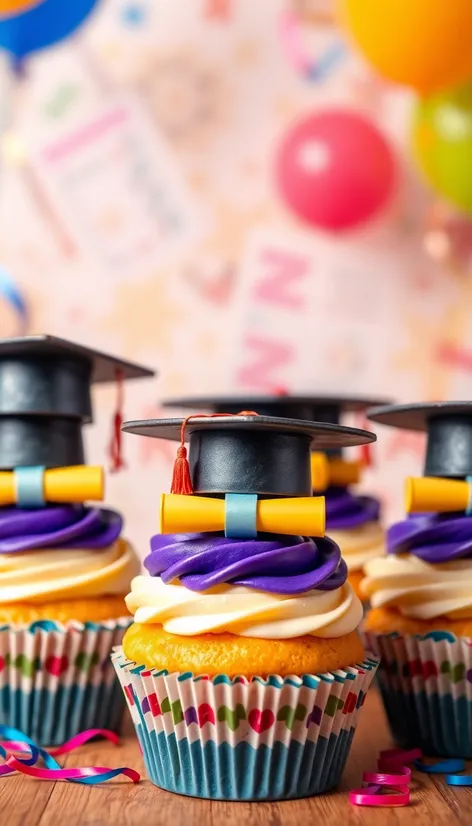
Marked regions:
[170,410,259,495]
[171,444,193,494]
[358,414,373,468]
[109,369,126,473]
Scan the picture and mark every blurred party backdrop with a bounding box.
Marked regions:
[1,0,472,555]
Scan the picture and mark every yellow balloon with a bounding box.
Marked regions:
[338,0,472,95]
[0,0,42,16]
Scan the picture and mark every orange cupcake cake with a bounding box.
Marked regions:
[0,335,153,745]
[364,401,472,758]
[113,411,378,800]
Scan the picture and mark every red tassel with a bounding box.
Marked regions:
[170,410,259,495]
[360,441,372,468]
[109,370,126,473]
[171,444,193,494]
[359,414,373,468]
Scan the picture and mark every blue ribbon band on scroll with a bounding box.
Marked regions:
[158,494,326,536]
[466,476,472,516]
[14,465,45,507]
[224,493,258,539]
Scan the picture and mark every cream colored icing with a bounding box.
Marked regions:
[328,521,385,571]
[125,576,363,639]
[362,553,472,620]
[0,538,140,603]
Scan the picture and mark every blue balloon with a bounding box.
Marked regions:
[0,0,100,60]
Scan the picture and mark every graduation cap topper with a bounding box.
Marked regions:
[164,394,390,425]
[368,402,472,515]
[122,412,376,538]
[164,394,390,487]
[0,335,154,483]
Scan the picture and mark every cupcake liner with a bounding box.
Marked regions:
[0,617,131,745]
[364,628,472,758]
[112,648,378,800]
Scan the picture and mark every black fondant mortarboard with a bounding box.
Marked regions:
[0,335,155,469]
[164,395,389,456]
[122,414,376,497]
[367,402,472,479]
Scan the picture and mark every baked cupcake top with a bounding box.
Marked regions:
[0,505,139,603]
[123,412,375,639]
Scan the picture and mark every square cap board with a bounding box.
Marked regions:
[0,335,155,469]
[122,414,376,496]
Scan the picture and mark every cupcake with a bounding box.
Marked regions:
[113,412,378,801]
[0,334,153,745]
[164,395,390,601]
[363,401,472,758]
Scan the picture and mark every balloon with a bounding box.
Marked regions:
[276,110,396,232]
[338,0,472,95]
[0,1,42,15]
[412,85,472,215]
[0,0,99,60]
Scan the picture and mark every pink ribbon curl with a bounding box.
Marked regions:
[0,726,140,784]
[349,746,472,806]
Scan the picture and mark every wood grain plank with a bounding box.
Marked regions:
[0,773,56,826]
[3,688,468,826]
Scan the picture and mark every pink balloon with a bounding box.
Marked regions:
[276,110,396,232]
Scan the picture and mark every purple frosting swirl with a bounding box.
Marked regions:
[325,486,380,530]
[388,512,472,564]
[0,505,123,553]
[145,533,347,595]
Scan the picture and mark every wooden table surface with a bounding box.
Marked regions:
[2,689,472,826]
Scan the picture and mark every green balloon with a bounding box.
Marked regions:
[412,84,472,214]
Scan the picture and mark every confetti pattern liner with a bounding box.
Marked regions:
[0,618,131,746]
[112,648,378,801]
[365,629,472,758]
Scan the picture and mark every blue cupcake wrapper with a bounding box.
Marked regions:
[135,722,355,799]
[365,628,472,758]
[112,648,378,801]
[0,618,131,745]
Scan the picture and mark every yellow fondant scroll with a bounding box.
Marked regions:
[159,494,326,537]
[311,452,362,492]
[0,465,104,505]
[406,476,471,514]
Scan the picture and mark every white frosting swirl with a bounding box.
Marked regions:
[125,576,363,639]
[328,521,385,571]
[362,554,472,620]
[0,539,140,603]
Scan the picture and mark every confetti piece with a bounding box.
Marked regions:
[415,757,465,774]
[349,785,410,807]
[349,764,411,806]
[278,8,345,84]
[204,0,231,21]
[0,266,28,334]
[378,747,422,769]
[350,748,418,807]
[446,774,472,786]
[350,746,472,806]
[0,725,140,784]
[436,342,472,373]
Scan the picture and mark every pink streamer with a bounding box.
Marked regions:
[0,726,140,785]
[349,746,472,806]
